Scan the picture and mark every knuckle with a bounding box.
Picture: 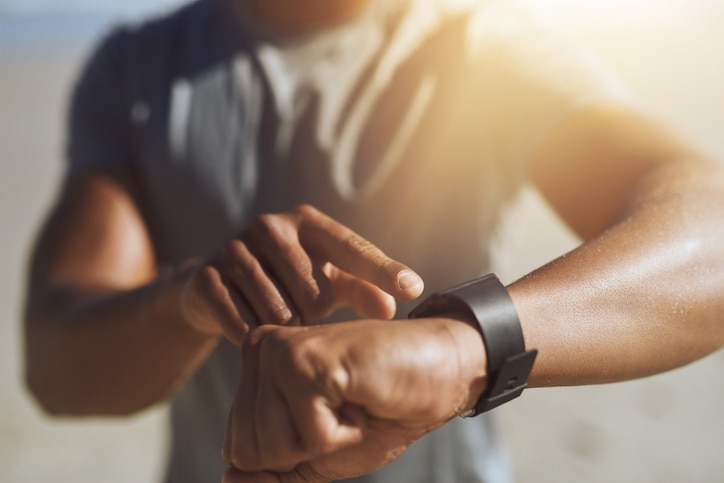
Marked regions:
[225,238,250,260]
[231,444,261,471]
[292,203,319,219]
[265,332,344,453]
[250,213,287,242]
[343,233,377,256]
[275,335,312,374]
[223,239,258,280]
[194,265,224,296]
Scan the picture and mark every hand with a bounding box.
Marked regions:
[179,204,424,344]
[221,317,487,481]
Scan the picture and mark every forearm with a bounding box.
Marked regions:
[509,158,724,387]
[25,269,218,416]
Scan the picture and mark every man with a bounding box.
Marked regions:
[23,0,724,482]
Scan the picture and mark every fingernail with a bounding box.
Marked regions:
[397,270,424,294]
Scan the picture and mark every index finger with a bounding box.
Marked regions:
[297,208,424,300]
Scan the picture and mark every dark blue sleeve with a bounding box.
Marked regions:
[65,27,136,174]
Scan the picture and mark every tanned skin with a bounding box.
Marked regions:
[24,1,724,482]
[218,103,724,483]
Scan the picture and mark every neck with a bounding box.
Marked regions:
[246,0,372,30]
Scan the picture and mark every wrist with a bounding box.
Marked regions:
[409,274,537,416]
[433,314,489,416]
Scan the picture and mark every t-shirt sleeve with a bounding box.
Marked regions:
[66,28,135,174]
[466,1,633,181]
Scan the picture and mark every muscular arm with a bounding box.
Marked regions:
[221,104,724,483]
[24,170,217,416]
[513,103,724,386]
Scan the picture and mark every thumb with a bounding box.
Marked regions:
[328,269,397,319]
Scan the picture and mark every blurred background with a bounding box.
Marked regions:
[1,0,723,482]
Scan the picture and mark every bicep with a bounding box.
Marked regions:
[27,169,157,308]
[529,103,694,240]
[27,27,156,300]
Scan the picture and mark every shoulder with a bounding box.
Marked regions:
[425,0,565,63]
[394,0,551,73]
[86,0,225,82]
[115,1,215,47]
[427,0,629,102]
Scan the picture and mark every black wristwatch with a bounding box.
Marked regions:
[408,274,537,416]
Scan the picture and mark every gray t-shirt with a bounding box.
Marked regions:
[67,0,625,481]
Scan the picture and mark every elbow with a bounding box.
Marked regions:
[23,328,156,417]
[25,379,154,418]
[25,364,72,417]
[24,362,154,418]
[24,359,91,417]
[23,312,84,416]
[23,332,83,416]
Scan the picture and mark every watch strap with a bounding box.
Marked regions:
[408,274,537,416]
